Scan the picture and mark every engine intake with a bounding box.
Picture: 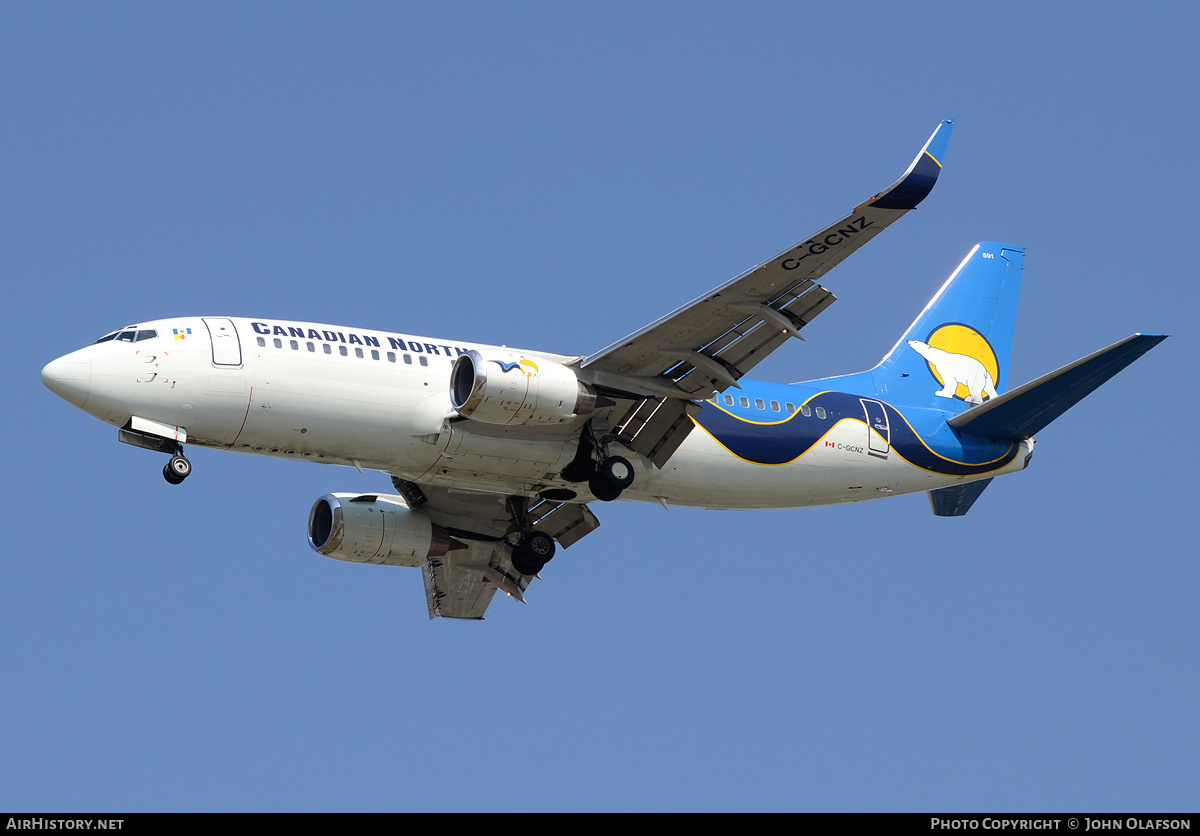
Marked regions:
[450,349,596,425]
[308,493,464,567]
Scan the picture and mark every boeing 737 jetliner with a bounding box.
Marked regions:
[42,121,1165,618]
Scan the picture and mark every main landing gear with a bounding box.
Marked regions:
[510,529,556,577]
[588,455,634,502]
[561,424,636,502]
[503,495,559,577]
[162,448,192,485]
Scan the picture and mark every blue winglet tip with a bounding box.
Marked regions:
[869,119,955,211]
[925,118,954,166]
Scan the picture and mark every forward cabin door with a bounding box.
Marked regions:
[203,318,243,367]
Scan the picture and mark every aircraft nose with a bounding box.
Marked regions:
[41,348,92,409]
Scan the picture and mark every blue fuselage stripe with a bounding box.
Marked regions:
[694,391,1017,475]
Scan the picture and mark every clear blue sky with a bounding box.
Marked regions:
[3,3,1196,812]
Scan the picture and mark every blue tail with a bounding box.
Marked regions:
[870,242,1024,413]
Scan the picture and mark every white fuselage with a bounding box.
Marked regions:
[44,316,1030,509]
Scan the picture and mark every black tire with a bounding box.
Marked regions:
[599,456,634,490]
[162,462,184,485]
[511,532,556,576]
[589,472,623,502]
[510,544,545,577]
[167,455,192,480]
[525,531,556,563]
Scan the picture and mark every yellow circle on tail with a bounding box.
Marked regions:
[925,324,998,401]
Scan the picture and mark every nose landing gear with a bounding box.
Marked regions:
[162,449,192,485]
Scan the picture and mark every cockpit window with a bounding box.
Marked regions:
[95,327,156,344]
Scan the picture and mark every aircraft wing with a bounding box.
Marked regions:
[391,478,599,619]
[580,119,955,399]
[423,539,523,620]
[577,120,954,467]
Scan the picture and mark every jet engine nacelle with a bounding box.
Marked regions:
[450,349,597,425]
[307,493,463,567]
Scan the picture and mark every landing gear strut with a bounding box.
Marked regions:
[162,448,192,485]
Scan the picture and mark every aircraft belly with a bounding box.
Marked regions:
[642,429,829,509]
[390,420,577,494]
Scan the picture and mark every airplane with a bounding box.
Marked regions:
[41,119,1166,619]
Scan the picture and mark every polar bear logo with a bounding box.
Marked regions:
[907,339,998,405]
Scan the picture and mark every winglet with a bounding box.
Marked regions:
[864,118,955,211]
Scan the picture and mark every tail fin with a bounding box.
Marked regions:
[870,243,1024,412]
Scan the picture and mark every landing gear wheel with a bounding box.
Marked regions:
[589,455,634,501]
[163,455,191,485]
[598,456,634,490]
[525,531,556,563]
[588,473,623,502]
[511,531,556,576]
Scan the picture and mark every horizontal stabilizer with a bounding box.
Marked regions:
[929,478,993,516]
[949,334,1167,441]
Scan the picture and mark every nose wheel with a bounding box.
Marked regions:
[162,451,192,485]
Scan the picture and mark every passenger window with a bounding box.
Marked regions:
[257,336,265,347]
[724,395,734,406]
[801,404,811,417]
[739,396,750,408]
[323,344,331,354]
[771,401,780,412]
[387,352,396,362]
[307,342,315,352]
[371,349,380,360]
[290,340,299,350]
[754,398,765,410]
[786,403,795,414]
[815,407,826,419]
[339,346,348,356]
[403,354,412,364]
[419,356,428,367]
[355,347,364,358]
[273,338,282,348]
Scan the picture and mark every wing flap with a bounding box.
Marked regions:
[613,398,702,468]
[530,501,600,549]
[423,541,529,620]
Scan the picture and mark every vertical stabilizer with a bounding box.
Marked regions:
[870,243,1024,413]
